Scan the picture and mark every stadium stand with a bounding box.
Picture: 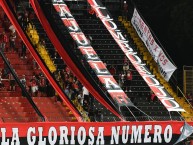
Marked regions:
[1,0,193,144]
[0,0,191,122]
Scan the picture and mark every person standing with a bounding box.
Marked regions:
[20,41,27,59]
[0,73,6,90]
[125,69,132,92]
[77,90,84,106]
[82,85,89,103]
[20,75,27,97]
[39,74,47,97]
[2,59,10,79]
[9,31,17,52]
[83,99,89,116]
[30,76,38,97]
[119,71,125,88]
[123,62,129,74]
[9,23,16,33]
[0,31,8,52]
[20,11,29,31]
[64,84,70,97]
[9,73,16,91]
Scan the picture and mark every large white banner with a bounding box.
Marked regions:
[131,8,177,81]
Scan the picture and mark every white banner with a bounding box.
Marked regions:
[131,8,177,81]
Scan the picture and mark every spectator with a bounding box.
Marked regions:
[17,12,23,22]
[32,59,39,69]
[20,41,27,59]
[19,11,29,30]
[77,90,84,106]
[53,51,60,64]
[65,65,71,75]
[9,73,16,91]
[30,76,38,97]
[9,23,16,33]
[59,71,65,89]
[39,37,46,46]
[0,73,6,90]
[9,31,17,52]
[39,73,47,97]
[0,31,8,52]
[83,99,89,115]
[123,62,129,74]
[125,69,132,92]
[119,71,125,88]
[72,80,80,92]
[82,85,89,103]
[2,60,10,79]
[60,68,66,80]
[20,75,27,97]
[68,73,74,86]
[71,89,77,100]
[64,84,70,97]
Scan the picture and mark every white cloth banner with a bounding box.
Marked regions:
[131,8,177,81]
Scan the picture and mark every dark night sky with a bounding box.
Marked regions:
[133,0,193,71]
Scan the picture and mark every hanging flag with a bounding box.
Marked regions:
[131,8,177,81]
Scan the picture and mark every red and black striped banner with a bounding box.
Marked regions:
[0,121,190,145]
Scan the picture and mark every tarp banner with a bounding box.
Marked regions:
[131,8,177,81]
[0,121,189,145]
